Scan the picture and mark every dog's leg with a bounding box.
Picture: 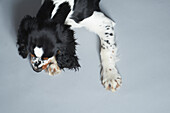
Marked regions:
[80,11,122,92]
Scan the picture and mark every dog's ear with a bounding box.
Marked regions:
[55,24,80,70]
[17,15,37,58]
[56,51,80,71]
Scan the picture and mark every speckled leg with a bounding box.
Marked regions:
[80,11,122,92]
[45,56,61,76]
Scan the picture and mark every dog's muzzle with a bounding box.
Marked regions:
[30,54,49,72]
[31,58,43,72]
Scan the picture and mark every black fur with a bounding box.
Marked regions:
[55,24,80,70]
[36,0,55,23]
[17,0,80,71]
[17,15,37,58]
[72,0,100,23]
[52,2,71,24]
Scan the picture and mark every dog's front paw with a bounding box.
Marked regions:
[101,69,122,92]
[46,63,61,76]
[44,56,61,76]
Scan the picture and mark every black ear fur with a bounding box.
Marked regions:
[55,24,80,70]
[57,52,80,71]
[17,15,37,58]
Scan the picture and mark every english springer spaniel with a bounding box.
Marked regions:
[17,0,122,92]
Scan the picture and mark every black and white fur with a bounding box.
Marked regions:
[17,0,122,92]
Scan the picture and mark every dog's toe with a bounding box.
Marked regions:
[102,73,122,92]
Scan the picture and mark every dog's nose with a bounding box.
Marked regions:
[34,61,41,67]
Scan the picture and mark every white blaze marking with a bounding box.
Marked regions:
[34,47,43,58]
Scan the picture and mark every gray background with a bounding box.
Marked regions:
[0,0,170,113]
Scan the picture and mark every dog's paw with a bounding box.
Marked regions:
[45,63,61,76]
[44,56,61,76]
[101,70,122,92]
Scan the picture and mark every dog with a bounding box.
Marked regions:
[17,0,122,92]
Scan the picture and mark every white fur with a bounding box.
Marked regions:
[34,47,43,58]
[51,0,74,18]
[78,11,122,92]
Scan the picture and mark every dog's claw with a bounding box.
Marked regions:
[102,74,122,92]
